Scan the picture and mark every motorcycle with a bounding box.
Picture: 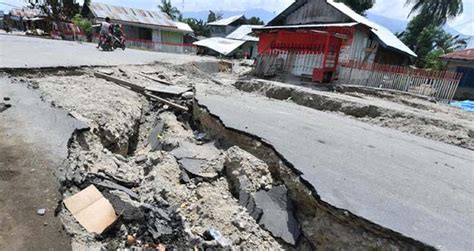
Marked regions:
[111,24,126,50]
[99,33,114,51]
[98,24,126,51]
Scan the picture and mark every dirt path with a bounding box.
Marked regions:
[0,77,78,250]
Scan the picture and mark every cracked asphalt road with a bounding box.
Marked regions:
[195,84,474,250]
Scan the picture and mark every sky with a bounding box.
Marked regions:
[1,0,472,35]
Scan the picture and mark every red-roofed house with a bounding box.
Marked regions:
[441,49,474,99]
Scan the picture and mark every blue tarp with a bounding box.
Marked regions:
[450,100,474,112]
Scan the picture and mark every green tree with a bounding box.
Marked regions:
[247,16,264,25]
[335,0,375,15]
[158,0,181,21]
[72,13,92,39]
[400,0,465,68]
[402,21,466,68]
[207,10,223,23]
[183,18,210,37]
[406,0,463,26]
[29,0,80,21]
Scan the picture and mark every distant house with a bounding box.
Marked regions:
[82,2,194,53]
[208,15,247,38]
[441,49,474,100]
[194,24,262,59]
[263,0,416,65]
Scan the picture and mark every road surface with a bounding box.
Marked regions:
[195,85,474,250]
[0,76,88,250]
[0,34,211,69]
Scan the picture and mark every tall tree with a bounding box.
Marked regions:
[406,0,463,26]
[401,0,465,68]
[183,18,210,37]
[29,0,80,22]
[207,10,223,23]
[247,16,264,25]
[335,0,375,15]
[158,0,181,21]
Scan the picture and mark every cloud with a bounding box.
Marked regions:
[1,0,471,35]
[369,0,474,35]
[169,0,293,13]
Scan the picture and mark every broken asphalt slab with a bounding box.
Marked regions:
[253,186,301,245]
[145,83,191,96]
[194,84,474,250]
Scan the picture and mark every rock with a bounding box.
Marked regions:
[178,158,218,180]
[154,195,170,208]
[253,186,301,245]
[181,92,194,100]
[127,235,137,245]
[103,191,145,222]
[157,74,166,80]
[135,155,148,163]
[194,131,207,141]
[148,120,165,151]
[88,175,140,200]
[232,219,247,231]
[99,69,114,75]
[0,103,11,112]
[37,208,46,216]
[179,170,191,184]
[468,130,474,138]
[203,228,232,247]
[104,161,143,187]
[225,146,273,194]
[114,154,128,162]
[148,152,163,165]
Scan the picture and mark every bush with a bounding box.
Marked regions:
[72,14,93,40]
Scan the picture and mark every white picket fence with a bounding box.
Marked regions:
[338,61,462,102]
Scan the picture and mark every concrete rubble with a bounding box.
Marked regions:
[2,58,472,250]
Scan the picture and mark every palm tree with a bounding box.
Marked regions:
[158,0,181,21]
[406,0,463,25]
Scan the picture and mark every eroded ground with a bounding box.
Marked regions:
[1,60,472,250]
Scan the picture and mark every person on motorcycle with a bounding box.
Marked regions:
[97,17,112,48]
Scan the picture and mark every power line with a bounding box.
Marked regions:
[0,2,21,8]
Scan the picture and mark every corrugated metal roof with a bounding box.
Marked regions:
[9,8,44,18]
[193,37,246,56]
[226,25,262,42]
[175,21,193,33]
[88,2,187,31]
[440,49,474,61]
[327,0,417,57]
[208,15,244,26]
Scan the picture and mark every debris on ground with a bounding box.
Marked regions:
[63,185,117,234]
[0,103,9,112]
[6,60,472,250]
[37,208,46,216]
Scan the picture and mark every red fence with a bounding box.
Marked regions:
[339,60,463,102]
[255,30,343,82]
